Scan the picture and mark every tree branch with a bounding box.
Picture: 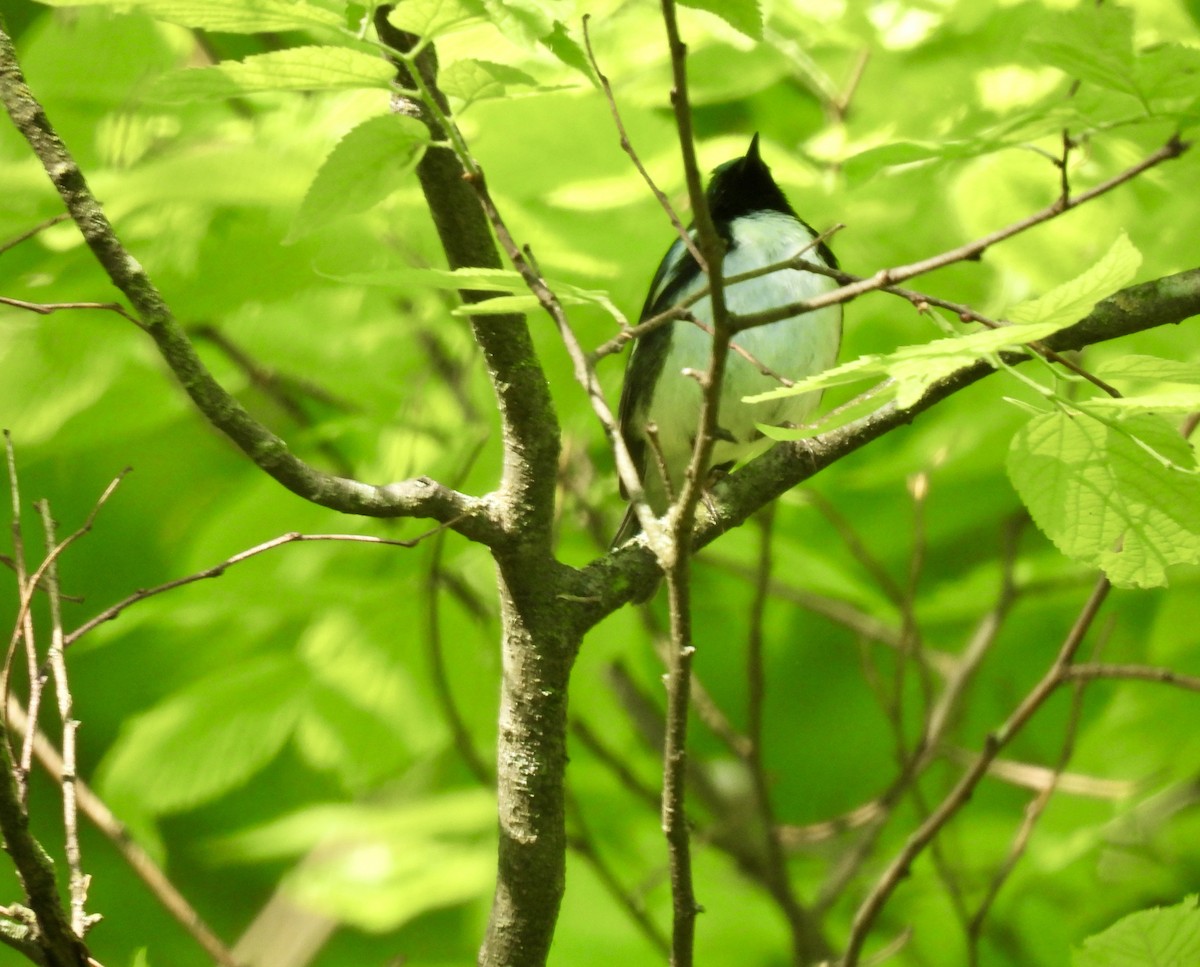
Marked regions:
[0,22,498,542]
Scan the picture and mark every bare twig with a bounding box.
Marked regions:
[841,575,1111,966]
[64,528,449,649]
[4,699,241,967]
[735,135,1188,332]
[582,13,704,270]
[743,508,827,963]
[566,790,670,956]
[3,431,39,802]
[0,212,70,255]
[0,295,141,328]
[966,668,1089,963]
[7,469,128,668]
[424,443,492,785]
[1061,662,1200,692]
[35,503,89,937]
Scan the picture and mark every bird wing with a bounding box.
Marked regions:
[617,234,704,498]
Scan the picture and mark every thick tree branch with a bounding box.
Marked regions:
[0,22,498,543]
[568,267,1200,621]
[374,11,579,967]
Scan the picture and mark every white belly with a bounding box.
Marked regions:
[645,211,842,482]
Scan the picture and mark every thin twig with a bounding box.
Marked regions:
[565,789,670,956]
[64,528,450,649]
[0,295,142,328]
[582,13,704,270]
[3,431,38,802]
[424,442,492,785]
[735,135,1188,331]
[4,699,242,967]
[966,665,1089,963]
[571,719,661,811]
[7,469,129,669]
[841,575,1111,966]
[0,212,70,256]
[743,507,827,964]
[35,502,89,937]
[1061,663,1200,692]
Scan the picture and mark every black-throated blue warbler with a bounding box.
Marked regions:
[613,135,843,545]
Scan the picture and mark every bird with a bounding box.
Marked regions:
[613,134,843,545]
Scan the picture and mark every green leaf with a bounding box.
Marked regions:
[746,318,1071,411]
[439,59,540,106]
[680,0,764,40]
[449,293,543,315]
[1030,4,1140,98]
[747,235,1137,412]
[1138,44,1200,101]
[328,265,529,292]
[1007,233,1142,326]
[385,0,484,40]
[286,837,493,931]
[33,0,344,33]
[1074,895,1200,966]
[97,656,307,815]
[1079,390,1200,414]
[478,0,569,47]
[1093,355,1200,386]
[541,21,596,82]
[1008,410,1200,588]
[211,790,496,861]
[287,114,428,242]
[210,792,496,931]
[153,47,396,101]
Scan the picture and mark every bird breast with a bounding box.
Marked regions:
[645,211,843,472]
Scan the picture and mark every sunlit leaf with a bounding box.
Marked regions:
[1074,895,1200,966]
[1030,4,1140,98]
[153,47,395,101]
[33,0,344,32]
[439,59,541,106]
[1093,355,1200,386]
[1008,409,1200,588]
[287,114,428,241]
[385,0,485,40]
[681,0,764,40]
[1006,233,1141,326]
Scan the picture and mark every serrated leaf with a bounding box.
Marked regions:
[97,655,307,815]
[680,0,763,40]
[1030,4,1140,98]
[287,114,428,242]
[34,0,344,32]
[385,0,484,40]
[1079,390,1200,414]
[541,21,596,82]
[439,59,539,106]
[1074,895,1200,966]
[747,318,1071,411]
[154,47,395,102]
[479,0,568,47]
[1093,354,1200,385]
[1008,410,1200,588]
[1007,233,1142,326]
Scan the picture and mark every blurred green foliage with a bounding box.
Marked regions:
[2,0,1200,965]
